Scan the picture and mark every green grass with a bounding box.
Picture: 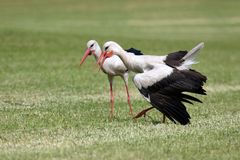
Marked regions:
[0,0,240,159]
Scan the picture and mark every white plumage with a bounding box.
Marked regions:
[80,40,134,118]
[133,64,173,90]
[101,41,207,125]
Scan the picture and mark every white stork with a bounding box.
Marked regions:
[80,40,143,118]
[100,41,207,125]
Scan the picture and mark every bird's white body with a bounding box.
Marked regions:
[102,41,206,125]
[81,40,133,117]
[105,50,174,94]
[133,63,173,90]
[102,55,128,76]
[103,41,204,89]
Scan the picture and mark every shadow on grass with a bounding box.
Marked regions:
[108,114,164,125]
[145,114,162,125]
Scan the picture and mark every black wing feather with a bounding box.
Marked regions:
[164,50,188,67]
[143,69,207,125]
[125,48,144,56]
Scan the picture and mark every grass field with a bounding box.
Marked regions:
[0,0,240,159]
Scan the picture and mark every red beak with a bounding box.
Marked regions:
[80,48,91,66]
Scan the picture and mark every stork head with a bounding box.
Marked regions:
[80,40,98,65]
[103,41,125,53]
[98,41,124,66]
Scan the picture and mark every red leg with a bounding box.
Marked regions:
[133,107,154,119]
[125,84,133,115]
[109,82,114,119]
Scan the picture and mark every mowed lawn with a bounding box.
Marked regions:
[0,0,240,159]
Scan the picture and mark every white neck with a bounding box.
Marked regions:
[93,45,101,61]
[115,51,142,72]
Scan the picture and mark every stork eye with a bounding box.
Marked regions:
[105,46,109,50]
[90,44,94,48]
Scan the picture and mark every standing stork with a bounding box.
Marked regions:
[100,41,207,125]
[80,40,143,119]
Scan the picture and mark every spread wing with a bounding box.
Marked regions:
[133,64,207,125]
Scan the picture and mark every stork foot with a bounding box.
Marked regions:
[108,113,114,121]
[129,110,133,117]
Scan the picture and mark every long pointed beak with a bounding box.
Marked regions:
[80,48,91,66]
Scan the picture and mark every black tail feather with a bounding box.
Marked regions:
[181,98,194,105]
[181,94,202,103]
